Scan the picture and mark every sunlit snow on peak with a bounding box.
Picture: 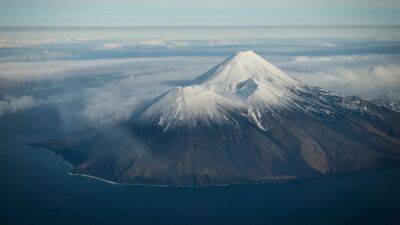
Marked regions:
[139,50,315,130]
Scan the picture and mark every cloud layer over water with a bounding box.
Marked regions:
[0,95,41,116]
[1,28,399,128]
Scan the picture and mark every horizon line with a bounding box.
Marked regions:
[1,25,400,29]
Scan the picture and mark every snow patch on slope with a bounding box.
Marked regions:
[141,85,238,129]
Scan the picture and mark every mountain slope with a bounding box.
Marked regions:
[37,51,400,186]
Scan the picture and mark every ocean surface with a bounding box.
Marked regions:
[1,26,400,225]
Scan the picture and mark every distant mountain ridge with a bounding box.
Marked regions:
[36,51,400,186]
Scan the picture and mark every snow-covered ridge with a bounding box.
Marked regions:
[139,50,325,130]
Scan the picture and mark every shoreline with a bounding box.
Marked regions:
[30,144,397,188]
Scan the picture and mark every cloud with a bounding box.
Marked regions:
[98,43,124,50]
[320,43,337,48]
[292,64,400,97]
[81,91,142,125]
[0,55,227,86]
[132,40,187,48]
[0,95,41,116]
[0,55,222,125]
[96,39,243,50]
[2,43,399,125]
[0,50,72,62]
[292,55,373,63]
[23,56,220,126]
[96,40,177,50]
[0,38,58,48]
[79,58,219,125]
[272,54,400,97]
[0,58,152,84]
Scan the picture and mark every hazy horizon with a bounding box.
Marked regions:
[1,0,400,27]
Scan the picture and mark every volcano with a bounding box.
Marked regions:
[37,51,400,186]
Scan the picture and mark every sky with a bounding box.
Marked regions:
[1,0,400,26]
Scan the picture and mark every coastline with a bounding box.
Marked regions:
[29,144,396,188]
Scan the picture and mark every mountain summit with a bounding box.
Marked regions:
[138,51,337,131]
[194,50,297,87]
[138,50,323,130]
[37,51,400,186]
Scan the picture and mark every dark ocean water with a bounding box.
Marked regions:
[1,107,400,225]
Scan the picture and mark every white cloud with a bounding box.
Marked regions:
[292,64,400,97]
[320,43,337,47]
[0,38,58,48]
[2,51,399,124]
[273,54,400,97]
[97,40,176,50]
[81,91,145,125]
[98,43,124,50]
[0,58,158,84]
[0,50,72,62]
[32,56,221,125]
[0,55,222,124]
[292,55,372,63]
[79,60,218,125]
[96,40,200,50]
[0,56,224,85]
[0,95,41,116]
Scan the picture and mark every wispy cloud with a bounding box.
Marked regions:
[0,55,219,125]
[272,53,400,97]
[0,95,41,116]
[79,57,218,125]
[292,55,374,63]
[0,58,152,84]
[1,34,400,125]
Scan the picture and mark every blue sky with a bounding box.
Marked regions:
[1,0,400,26]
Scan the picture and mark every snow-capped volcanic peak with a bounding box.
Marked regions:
[195,50,304,105]
[196,50,298,90]
[140,50,309,130]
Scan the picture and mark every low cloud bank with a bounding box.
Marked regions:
[1,51,399,125]
[282,54,400,97]
[294,65,400,97]
[0,95,41,116]
[79,58,217,125]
